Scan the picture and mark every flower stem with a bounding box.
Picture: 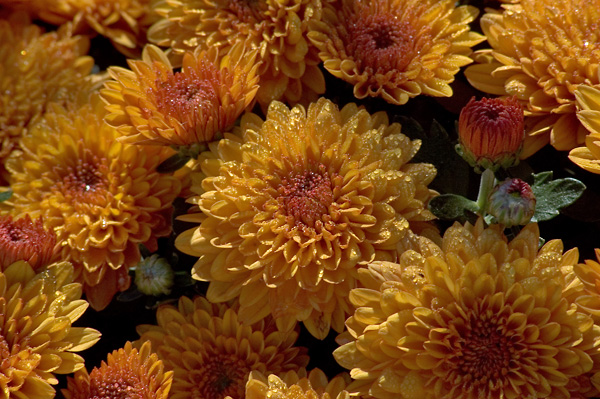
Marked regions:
[476,168,496,217]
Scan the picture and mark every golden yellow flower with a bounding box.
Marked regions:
[0,214,57,271]
[568,85,600,173]
[0,260,101,399]
[4,94,182,311]
[246,369,351,399]
[137,296,309,399]
[0,12,93,178]
[465,0,600,157]
[3,0,156,57]
[307,0,484,105]
[334,220,599,399]
[101,42,260,147]
[147,0,325,107]
[175,98,438,339]
[62,341,172,399]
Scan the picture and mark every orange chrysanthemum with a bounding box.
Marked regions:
[62,341,172,399]
[334,220,600,399]
[0,214,57,270]
[465,0,600,157]
[0,260,101,399]
[137,296,309,399]
[246,369,351,399]
[307,0,485,105]
[176,98,438,339]
[101,42,259,147]
[148,0,325,107]
[568,85,600,173]
[0,12,93,178]
[4,94,182,310]
[1,0,156,57]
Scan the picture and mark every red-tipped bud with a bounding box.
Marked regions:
[457,96,524,172]
[487,178,536,227]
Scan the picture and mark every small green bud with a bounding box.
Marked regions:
[135,254,174,296]
[487,178,536,227]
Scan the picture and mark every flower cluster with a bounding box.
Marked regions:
[5,1,600,399]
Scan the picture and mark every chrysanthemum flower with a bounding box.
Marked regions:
[176,98,438,339]
[465,0,600,157]
[246,369,351,399]
[147,0,325,107]
[334,219,599,399]
[568,85,600,173]
[457,96,524,171]
[572,248,600,394]
[0,214,57,270]
[0,12,93,176]
[0,260,101,399]
[307,0,485,105]
[137,296,309,399]
[62,341,172,399]
[101,42,260,147]
[2,0,156,57]
[4,94,182,310]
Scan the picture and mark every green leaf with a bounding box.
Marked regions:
[429,194,479,222]
[400,117,471,196]
[530,171,586,222]
[0,189,12,202]
[157,152,191,173]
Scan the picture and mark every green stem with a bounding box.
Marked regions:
[476,168,496,217]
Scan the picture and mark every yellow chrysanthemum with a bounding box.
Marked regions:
[465,0,600,157]
[4,94,182,311]
[62,341,172,399]
[334,220,599,399]
[568,85,600,173]
[101,42,260,147]
[0,260,101,399]
[137,296,309,399]
[175,98,438,339]
[0,12,93,179]
[307,0,484,105]
[246,369,351,399]
[147,0,325,107]
[1,0,156,57]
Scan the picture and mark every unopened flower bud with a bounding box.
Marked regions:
[456,96,524,172]
[135,254,174,296]
[487,178,536,227]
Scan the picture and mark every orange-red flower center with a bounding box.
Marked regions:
[278,165,334,228]
[54,156,108,204]
[152,69,220,133]
[229,0,265,23]
[458,318,512,382]
[189,355,249,399]
[0,215,57,270]
[346,9,422,72]
[88,366,146,399]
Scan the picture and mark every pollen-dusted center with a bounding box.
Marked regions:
[346,10,421,72]
[153,69,219,129]
[278,166,334,228]
[0,225,26,242]
[89,368,145,399]
[189,355,249,399]
[53,153,108,204]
